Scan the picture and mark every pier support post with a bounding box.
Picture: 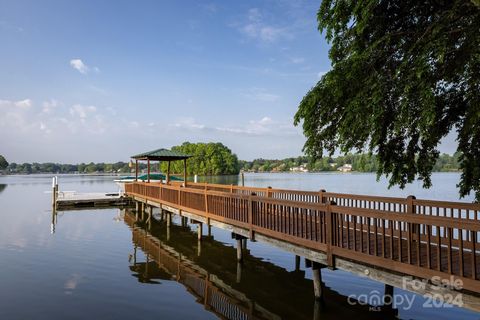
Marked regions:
[54,176,58,203]
[313,299,324,320]
[242,238,247,250]
[384,284,394,311]
[51,210,57,234]
[147,206,153,230]
[295,255,301,271]
[197,222,203,241]
[236,239,243,262]
[51,177,56,209]
[197,240,201,257]
[166,212,171,227]
[207,224,212,237]
[312,262,324,301]
[236,262,242,283]
[232,233,247,262]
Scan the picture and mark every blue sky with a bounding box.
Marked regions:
[0,0,331,163]
[0,0,458,163]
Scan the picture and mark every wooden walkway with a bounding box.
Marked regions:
[125,181,480,298]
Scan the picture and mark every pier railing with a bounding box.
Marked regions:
[125,181,480,293]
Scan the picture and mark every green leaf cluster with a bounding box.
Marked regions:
[0,155,8,170]
[160,142,240,175]
[295,1,480,200]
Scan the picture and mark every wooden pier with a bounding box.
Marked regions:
[125,180,480,311]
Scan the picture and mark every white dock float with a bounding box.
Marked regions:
[55,191,133,210]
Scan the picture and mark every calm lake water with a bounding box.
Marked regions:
[0,172,478,319]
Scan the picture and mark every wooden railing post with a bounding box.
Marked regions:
[326,200,336,269]
[248,193,255,240]
[407,195,417,265]
[204,188,209,215]
[267,186,272,198]
[178,185,181,205]
[319,189,326,204]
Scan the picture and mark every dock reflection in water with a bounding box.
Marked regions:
[123,210,397,320]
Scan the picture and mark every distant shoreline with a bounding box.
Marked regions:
[0,171,461,177]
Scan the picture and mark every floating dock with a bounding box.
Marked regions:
[55,191,134,210]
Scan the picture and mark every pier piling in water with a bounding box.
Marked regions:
[197,222,203,241]
[236,239,243,262]
[166,212,171,227]
[295,255,301,271]
[312,262,323,300]
[236,262,242,283]
[51,177,58,210]
[384,284,394,310]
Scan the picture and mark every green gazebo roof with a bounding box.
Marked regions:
[131,148,192,161]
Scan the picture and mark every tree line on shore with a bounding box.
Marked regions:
[0,146,460,175]
[240,152,461,173]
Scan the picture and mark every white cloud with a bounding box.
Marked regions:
[238,8,291,43]
[69,59,99,75]
[169,116,299,138]
[128,121,139,128]
[172,117,206,130]
[42,99,59,113]
[244,88,280,102]
[214,116,299,137]
[69,104,97,121]
[15,99,32,108]
[0,98,32,109]
[290,57,305,64]
[70,59,89,74]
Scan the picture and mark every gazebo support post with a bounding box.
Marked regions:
[135,160,138,181]
[147,159,150,183]
[183,159,187,187]
[159,161,162,184]
[167,161,171,184]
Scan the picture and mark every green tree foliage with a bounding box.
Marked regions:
[0,155,8,170]
[6,162,132,174]
[160,142,240,175]
[242,153,459,173]
[294,1,480,200]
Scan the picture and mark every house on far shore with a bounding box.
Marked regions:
[337,164,352,172]
[290,164,309,173]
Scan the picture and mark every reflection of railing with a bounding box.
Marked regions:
[126,181,480,293]
[127,215,277,320]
